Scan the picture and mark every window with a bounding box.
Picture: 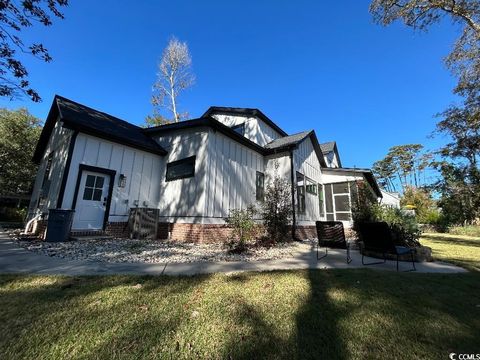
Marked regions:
[256,171,265,201]
[306,179,317,195]
[231,123,245,136]
[83,175,105,201]
[296,172,306,214]
[318,184,324,216]
[166,156,196,181]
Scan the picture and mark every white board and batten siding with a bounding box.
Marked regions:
[61,133,163,223]
[153,128,209,221]
[211,114,283,147]
[29,118,74,215]
[293,137,324,224]
[203,130,265,223]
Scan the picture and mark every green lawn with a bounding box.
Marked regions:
[421,232,480,271]
[1,234,480,359]
[0,270,479,359]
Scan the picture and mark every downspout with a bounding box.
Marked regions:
[289,149,297,240]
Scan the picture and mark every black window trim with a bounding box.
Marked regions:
[166,155,196,182]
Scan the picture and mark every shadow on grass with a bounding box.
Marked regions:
[0,274,210,359]
[1,270,480,359]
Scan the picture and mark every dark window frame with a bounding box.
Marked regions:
[231,123,245,136]
[166,156,196,182]
[256,171,265,202]
[296,172,306,214]
[318,184,325,217]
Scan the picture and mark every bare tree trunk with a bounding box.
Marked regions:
[169,75,178,122]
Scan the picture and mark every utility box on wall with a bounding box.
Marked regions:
[128,208,159,240]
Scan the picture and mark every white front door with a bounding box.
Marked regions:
[72,171,110,230]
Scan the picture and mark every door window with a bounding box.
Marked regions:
[83,175,105,201]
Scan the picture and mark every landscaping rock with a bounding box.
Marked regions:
[14,236,316,264]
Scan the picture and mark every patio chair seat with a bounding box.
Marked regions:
[316,221,351,264]
[358,222,416,272]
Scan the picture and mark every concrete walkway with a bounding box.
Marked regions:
[0,230,467,276]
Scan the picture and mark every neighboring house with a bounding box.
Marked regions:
[380,190,401,208]
[28,96,382,242]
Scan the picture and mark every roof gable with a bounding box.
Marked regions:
[202,106,288,137]
[33,95,166,163]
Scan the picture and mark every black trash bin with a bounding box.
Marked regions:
[45,209,75,242]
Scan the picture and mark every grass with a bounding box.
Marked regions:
[1,233,479,359]
[0,270,479,359]
[448,225,480,238]
[421,232,480,271]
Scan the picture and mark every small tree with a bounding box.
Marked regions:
[149,37,195,124]
[0,108,42,195]
[262,162,292,243]
[224,205,257,253]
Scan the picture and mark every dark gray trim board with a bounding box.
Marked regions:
[56,131,78,209]
[71,164,116,230]
[202,106,289,137]
[290,150,297,240]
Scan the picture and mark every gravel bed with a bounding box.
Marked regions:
[13,234,317,264]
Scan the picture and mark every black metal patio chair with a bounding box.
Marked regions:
[315,221,352,264]
[357,221,416,272]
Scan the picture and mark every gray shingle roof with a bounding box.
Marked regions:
[264,131,311,150]
[320,141,336,154]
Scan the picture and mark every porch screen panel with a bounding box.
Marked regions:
[334,195,350,212]
[332,182,349,194]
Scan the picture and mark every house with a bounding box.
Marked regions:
[380,190,401,208]
[27,96,382,242]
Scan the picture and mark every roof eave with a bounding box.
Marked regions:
[202,107,288,137]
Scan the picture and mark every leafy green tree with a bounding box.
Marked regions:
[0,0,68,102]
[0,108,42,195]
[373,144,426,192]
[373,156,398,192]
[144,113,171,127]
[401,185,436,223]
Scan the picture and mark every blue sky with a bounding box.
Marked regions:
[0,0,461,169]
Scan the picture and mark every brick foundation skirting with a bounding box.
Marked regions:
[33,219,324,243]
[163,223,319,243]
[105,222,130,238]
[162,222,234,243]
[294,226,317,240]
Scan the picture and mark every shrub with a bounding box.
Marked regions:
[261,161,292,244]
[0,206,27,222]
[423,209,449,233]
[224,206,257,253]
[352,184,421,246]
